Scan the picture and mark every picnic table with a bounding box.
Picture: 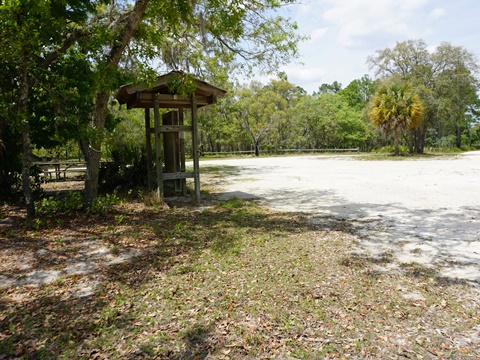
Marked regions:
[34,161,87,181]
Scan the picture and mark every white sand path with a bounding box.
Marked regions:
[202,151,480,285]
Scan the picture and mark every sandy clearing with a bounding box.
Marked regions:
[202,151,480,286]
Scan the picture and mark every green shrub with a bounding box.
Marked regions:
[460,145,476,151]
[88,190,121,215]
[36,191,83,215]
[99,143,149,192]
[425,147,462,153]
[30,165,46,199]
[373,145,409,154]
[36,190,120,216]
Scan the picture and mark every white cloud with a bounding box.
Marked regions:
[399,0,431,10]
[429,8,446,20]
[320,0,433,48]
[276,0,480,93]
[309,27,328,42]
[282,65,327,85]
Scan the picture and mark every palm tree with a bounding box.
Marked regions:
[369,82,424,155]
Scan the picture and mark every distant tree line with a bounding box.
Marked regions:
[198,41,480,156]
[198,73,378,154]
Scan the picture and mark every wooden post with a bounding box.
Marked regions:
[173,111,181,194]
[153,94,163,200]
[162,111,176,196]
[179,110,187,196]
[145,108,153,190]
[191,94,201,203]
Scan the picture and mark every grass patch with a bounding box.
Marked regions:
[400,262,439,279]
[200,164,242,177]
[1,200,479,359]
[218,197,247,209]
[356,152,461,161]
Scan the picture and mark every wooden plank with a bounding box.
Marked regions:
[179,110,187,196]
[162,111,177,175]
[154,94,163,200]
[159,125,192,133]
[138,93,213,107]
[126,91,142,109]
[148,125,192,134]
[191,94,201,203]
[163,172,195,180]
[145,108,154,190]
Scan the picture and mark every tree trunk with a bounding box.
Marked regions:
[408,129,415,154]
[0,119,7,199]
[416,126,426,154]
[394,128,400,156]
[21,122,35,219]
[254,141,260,156]
[456,124,462,148]
[83,92,109,206]
[83,0,150,206]
[19,53,35,219]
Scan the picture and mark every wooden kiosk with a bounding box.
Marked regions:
[115,71,226,203]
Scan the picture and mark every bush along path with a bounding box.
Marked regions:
[1,197,479,359]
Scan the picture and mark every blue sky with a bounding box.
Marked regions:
[272,0,480,93]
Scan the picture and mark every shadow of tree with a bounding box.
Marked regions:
[1,191,479,359]
[176,323,215,360]
[0,200,310,358]
[214,186,480,287]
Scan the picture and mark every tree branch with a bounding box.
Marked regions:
[107,0,150,67]
[42,28,86,69]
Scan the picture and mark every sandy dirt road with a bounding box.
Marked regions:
[202,152,480,286]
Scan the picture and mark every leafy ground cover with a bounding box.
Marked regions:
[1,184,479,359]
